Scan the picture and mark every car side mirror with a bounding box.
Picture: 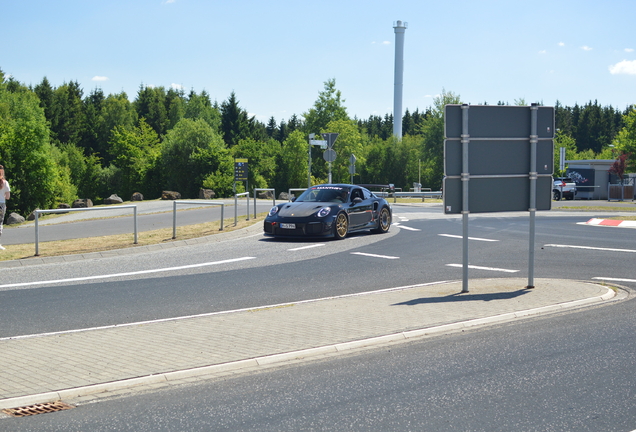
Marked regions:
[352,197,363,205]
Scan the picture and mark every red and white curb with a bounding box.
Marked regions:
[583,218,636,228]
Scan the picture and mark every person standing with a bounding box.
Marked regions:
[0,165,10,250]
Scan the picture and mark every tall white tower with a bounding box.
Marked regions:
[393,20,407,138]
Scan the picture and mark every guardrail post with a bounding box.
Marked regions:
[133,206,138,244]
[31,205,138,256]
[253,188,276,218]
[172,201,226,238]
[35,211,40,256]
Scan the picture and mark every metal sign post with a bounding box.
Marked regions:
[349,154,356,184]
[321,133,339,184]
[308,134,327,187]
[234,158,248,225]
[444,104,554,292]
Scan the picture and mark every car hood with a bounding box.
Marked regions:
[278,202,334,217]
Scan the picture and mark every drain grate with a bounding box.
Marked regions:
[2,401,75,417]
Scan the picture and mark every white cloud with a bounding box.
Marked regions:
[609,59,636,75]
[171,83,184,90]
[625,48,634,53]
[92,76,109,82]
[558,42,565,47]
[372,41,391,45]
[581,45,593,51]
[539,50,547,54]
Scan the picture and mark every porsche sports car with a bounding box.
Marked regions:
[263,184,392,239]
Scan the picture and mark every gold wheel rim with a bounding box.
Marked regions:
[380,208,391,230]
[336,214,348,237]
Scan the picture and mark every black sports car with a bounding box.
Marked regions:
[263,184,392,239]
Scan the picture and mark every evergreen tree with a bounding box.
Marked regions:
[220,91,251,147]
[81,87,105,154]
[33,77,55,122]
[50,81,86,146]
[185,89,221,131]
[134,85,169,136]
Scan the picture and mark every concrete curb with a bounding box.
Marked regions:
[584,218,636,228]
[0,286,615,410]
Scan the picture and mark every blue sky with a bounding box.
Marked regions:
[2,0,635,123]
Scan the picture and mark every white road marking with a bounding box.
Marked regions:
[288,244,325,251]
[544,244,636,253]
[351,252,400,260]
[393,224,421,231]
[592,277,636,283]
[0,257,257,289]
[439,234,499,242]
[446,264,519,273]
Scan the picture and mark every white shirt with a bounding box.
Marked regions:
[0,181,10,204]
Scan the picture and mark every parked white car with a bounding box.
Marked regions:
[553,177,577,200]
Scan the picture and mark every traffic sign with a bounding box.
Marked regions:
[310,139,328,149]
[323,149,337,162]
[234,158,248,181]
[443,104,554,214]
[321,133,339,149]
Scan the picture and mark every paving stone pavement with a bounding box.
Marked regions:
[0,277,614,410]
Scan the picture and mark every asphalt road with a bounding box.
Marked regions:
[0,202,635,430]
[0,204,634,337]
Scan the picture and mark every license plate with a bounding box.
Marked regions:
[280,223,296,229]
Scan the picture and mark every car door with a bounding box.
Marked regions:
[347,188,373,228]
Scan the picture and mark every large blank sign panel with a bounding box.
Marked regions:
[443,104,554,215]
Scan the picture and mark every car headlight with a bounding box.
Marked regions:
[317,207,332,217]
[268,206,279,217]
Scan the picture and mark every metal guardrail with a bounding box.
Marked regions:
[234,192,250,225]
[253,188,275,218]
[288,188,307,201]
[375,191,443,202]
[34,205,138,256]
[172,201,225,239]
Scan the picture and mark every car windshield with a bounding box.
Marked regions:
[297,186,350,203]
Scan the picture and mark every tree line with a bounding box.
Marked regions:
[1,69,634,217]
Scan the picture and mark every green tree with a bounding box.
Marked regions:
[50,81,86,146]
[81,88,105,155]
[185,89,221,131]
[161,118,231,198]
[420,89,462,189]
[109,118,161,198]
[554,131,577,176]
[231,138,280,191]
[99,92,138,164]
[58,142,104,200]
[0,80,59,214]
[612,106,636,171]
[303,79,349,135]
[33,76,55,122]
[167,89,186,130]
[323,119,364,184]
[134,85,169,136]
[220,92,251,147]
[274,130,309,191]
